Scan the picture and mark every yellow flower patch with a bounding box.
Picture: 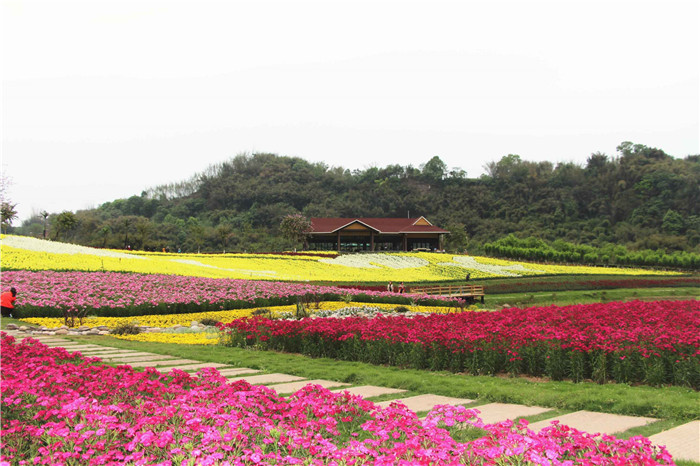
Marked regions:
[2,234,678,281]
[20,302,464,329]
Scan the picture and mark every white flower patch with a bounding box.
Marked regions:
[319,254,428,269]
[438,256,544,277]
[1,235,143,259]
[170,259,277,277]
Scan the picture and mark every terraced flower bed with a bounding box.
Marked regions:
[2,235,679,282]
[221,300,700,388]
[4,270,461,318]
[0,334,675,465]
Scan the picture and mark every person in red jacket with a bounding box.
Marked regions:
[1,287,17,317]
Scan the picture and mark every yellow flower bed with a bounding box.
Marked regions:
[2,234,678,281]
[20,302,463,329]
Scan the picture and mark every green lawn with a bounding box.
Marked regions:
[482,286,699,308]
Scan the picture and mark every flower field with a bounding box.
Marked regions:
[220,300,700,388]
[0,334,675,465]
[1,271,462,318]
[22,301,463,330]
[1,235,679,282]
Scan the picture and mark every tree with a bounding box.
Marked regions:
[421,156,447,182]
[279,214,312,249]
[53,211,77,240]
[215,223,235,252]
[0,202,18,233]
[662,209,684,235]
[0,173,17,234]
[444,222,469,253]
[187,217,205,253]
[135,217,153,249]
[99,225,111,248]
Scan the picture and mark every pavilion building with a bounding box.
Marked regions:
[308,217,449,252]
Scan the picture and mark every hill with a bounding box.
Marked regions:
[13,141,700,260]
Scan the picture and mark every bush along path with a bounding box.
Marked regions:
[2,332,699,464]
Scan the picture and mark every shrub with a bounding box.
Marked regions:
[111,323,141,335]
[199,318,221,326]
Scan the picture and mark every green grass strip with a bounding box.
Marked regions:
[47,335,700,423]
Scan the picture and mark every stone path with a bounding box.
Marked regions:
[227,373,305,384]
[272,379,350,395]
[3,331,698,463]
[376,394,474,412]
[648,421,700,463]
[475,403,552,425]
[527,410,656,436]
[331,385,407,397]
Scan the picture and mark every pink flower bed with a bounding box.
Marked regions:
[220,300,700,387]
[0,334,674,465]
[1,271,457,318]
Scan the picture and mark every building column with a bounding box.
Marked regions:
[370,231,375,251]
[402,234,407,252]
[337,232,341,253]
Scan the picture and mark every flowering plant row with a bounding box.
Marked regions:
[0,334,674,465]
[2,235,678,281]
[1,271,462,318]
[21,301,466,330]
[220,300,700,388]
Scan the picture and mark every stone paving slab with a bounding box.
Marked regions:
[527,410,656,435]
[23,338,75,344]
[74,348,135,354]
[376,394,474,413]
[216,368,261,377]
[125,359,201,368]
[330,385,407,398]
[43,341,83,347]
[227,373,306,385]
[102,355,178,363]
[155,362,230,373]
[60,345,116,351]
[98,352,171,360]
[77,349,140,356]
[473,403,552,425]
[272,379,350,395]
[649,421,700,463]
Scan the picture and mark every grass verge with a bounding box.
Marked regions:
[482,286,698,308]
[41,334,700,423]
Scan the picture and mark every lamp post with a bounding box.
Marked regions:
[40,210,49,239]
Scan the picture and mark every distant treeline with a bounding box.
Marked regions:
[14,141,700,268]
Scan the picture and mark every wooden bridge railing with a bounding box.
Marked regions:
[409,284,485,297]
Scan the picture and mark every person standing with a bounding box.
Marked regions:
[1,287,17,318]
[398,282,405,294]
[387,281,394,292]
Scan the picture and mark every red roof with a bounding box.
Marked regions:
[310,217,449,234]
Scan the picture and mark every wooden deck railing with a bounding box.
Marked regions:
[409,284,485,297]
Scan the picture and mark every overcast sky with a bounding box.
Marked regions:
[2,0,698,223]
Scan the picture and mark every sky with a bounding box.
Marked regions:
[2,0,698,223]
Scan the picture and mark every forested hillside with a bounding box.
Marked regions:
[15,142,700,261]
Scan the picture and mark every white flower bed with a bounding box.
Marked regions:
[1,235,142,259]
[437,256,544,277]
[319,254,428,269]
